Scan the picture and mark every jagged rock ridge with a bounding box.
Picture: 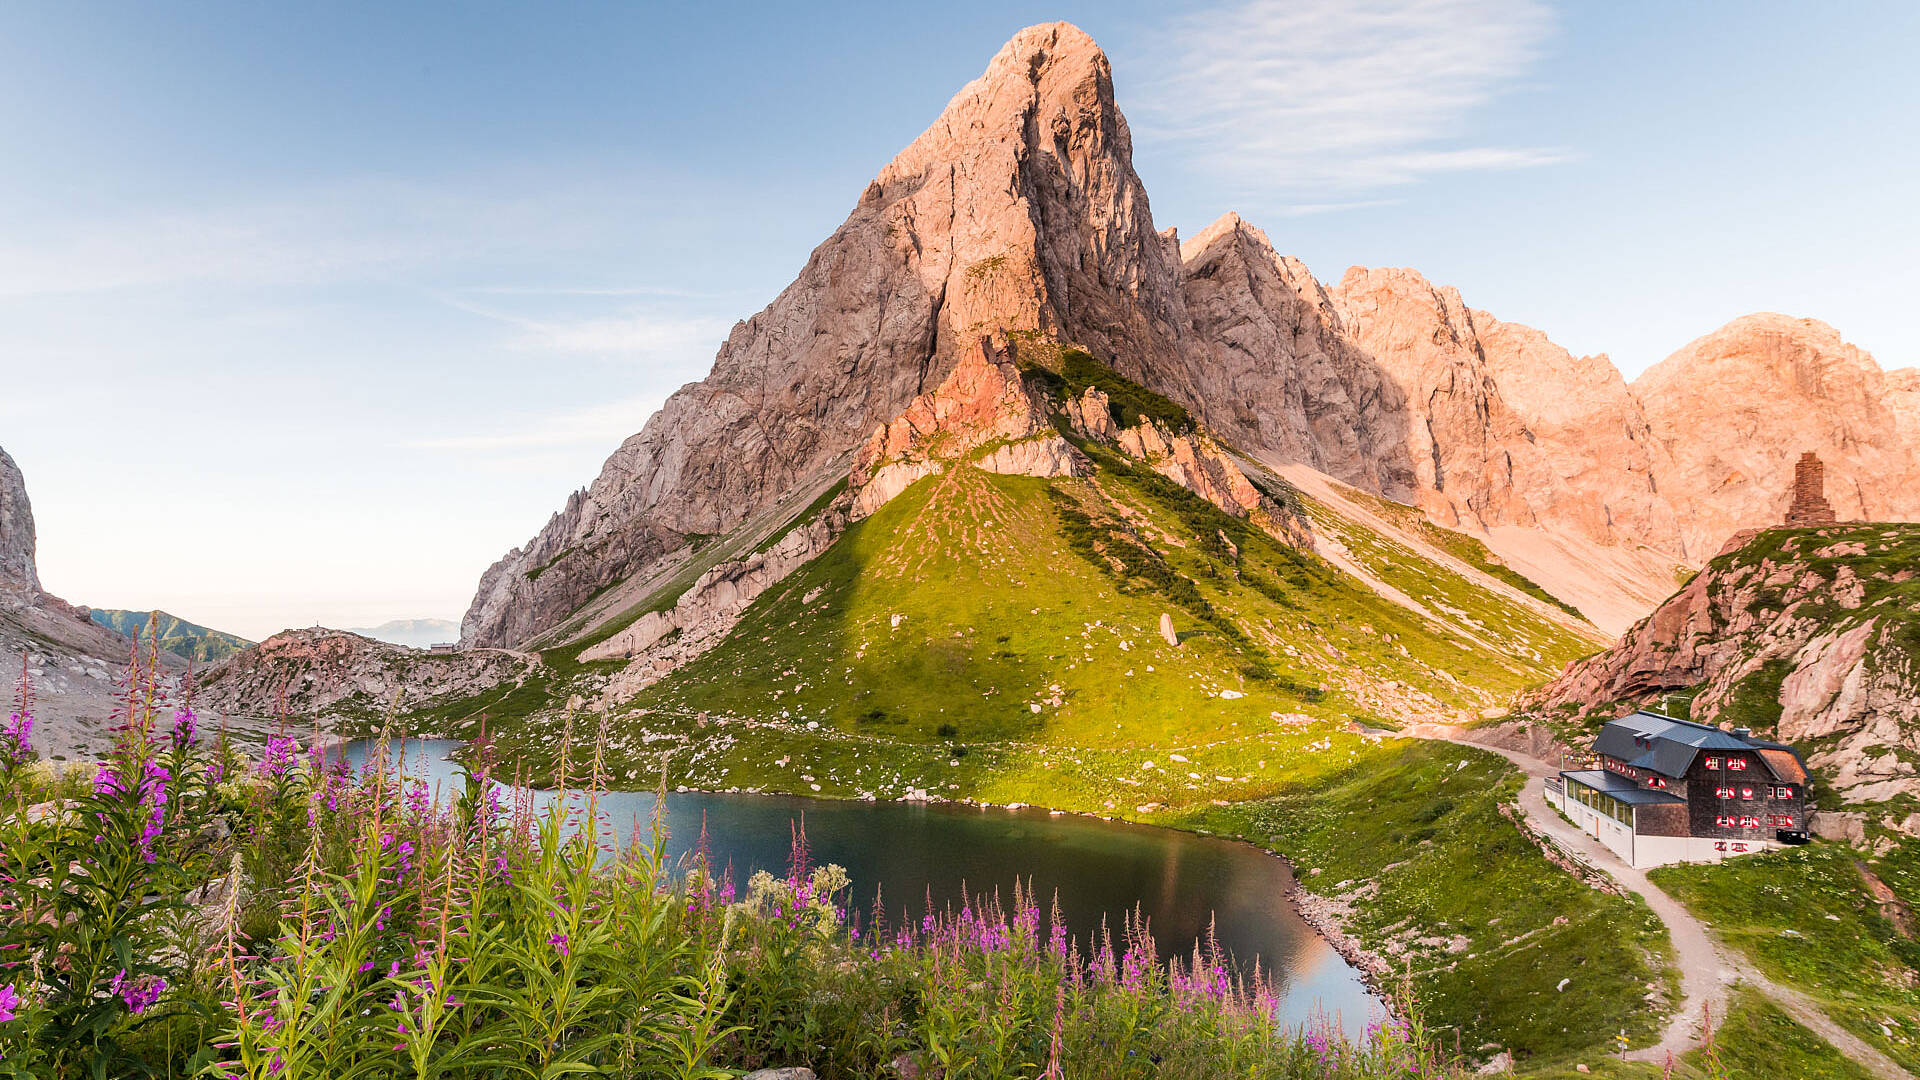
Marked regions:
[463,21,1920,652]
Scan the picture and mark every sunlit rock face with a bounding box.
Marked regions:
[461,22,1192,649]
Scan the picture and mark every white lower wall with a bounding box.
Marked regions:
[1549,781,1785,869]
[1563,799,1638,865]
[1629,833,1782,869]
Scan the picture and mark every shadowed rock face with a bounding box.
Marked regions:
[461,22,1189,648]
[0,446,39,600]
[1174,215,1415,499]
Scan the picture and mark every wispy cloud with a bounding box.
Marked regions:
[406,393,671,452]
[1135,0,1565,194]
[434,290,731,358]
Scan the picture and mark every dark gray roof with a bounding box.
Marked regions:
[1592,711,1809,781]
[1561,769,1686,805]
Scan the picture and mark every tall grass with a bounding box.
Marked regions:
[0,647,1464,1079]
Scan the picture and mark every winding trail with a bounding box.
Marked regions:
[1416,731,1913,1079]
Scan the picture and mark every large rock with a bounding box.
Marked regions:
[197,629,533,720]
[848,333,1086,519]
[461,22,1189,649]
[0,446,38,600]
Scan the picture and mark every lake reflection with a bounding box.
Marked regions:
[334,738,1379,1035]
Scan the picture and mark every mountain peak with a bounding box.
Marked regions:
[460,21,1184,649]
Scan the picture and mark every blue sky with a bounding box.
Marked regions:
[2,1,1915,640]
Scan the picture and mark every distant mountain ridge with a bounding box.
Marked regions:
[459,22,1920,650]
[89,609,254,664]
[345,618,459,649]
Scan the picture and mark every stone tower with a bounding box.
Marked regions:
[1783,451,1837,527]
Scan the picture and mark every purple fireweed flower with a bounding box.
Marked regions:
[169,706,197,749]
[109,970,166,1014]
[94,765,125,797]
[259,735,298,778]
[0,710,30,764]
[0,981,21,1022]
[547,933,569,957]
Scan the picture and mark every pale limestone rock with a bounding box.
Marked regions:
[1328,266,1543,534]
[196,629,532,719]
[0,446,38,599]
[847,334,1089,518]
[1176,215,1414,498]
[463,22,1187,648]
[976,437,1083,479]
[1633,314,1920,558]
[589,501,848,686]
[1064,386,1117,441]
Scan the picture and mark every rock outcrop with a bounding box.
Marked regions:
[848,335,1087,519]
[197,629,534,720]
[1521,523,1920,804]
[1,447,39,601]
[461,22,1189,649]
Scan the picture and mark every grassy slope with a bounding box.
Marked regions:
[89,608,253,663]
[1189,740,1675,1067]
[1649,840,1920,1073]
[1335,486,1591,623]
[1534,523,1920,756]
[464,464,1653,1067]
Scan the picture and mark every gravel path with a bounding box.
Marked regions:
[1424,734,1913,1079]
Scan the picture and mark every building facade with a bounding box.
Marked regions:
[1544,711,1812,869]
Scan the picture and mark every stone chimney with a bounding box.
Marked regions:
[1783,451,1837,527]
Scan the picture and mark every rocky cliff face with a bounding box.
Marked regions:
[461,22,1189,649]
[849,334,1088,518]
[1632,314,1920,559]
[1521,523,1920,805]
[1174,215,1415,499]
[0,446,39,601]
[463,21,1920,653]
[0,444,213,757]
[198,629,534,721]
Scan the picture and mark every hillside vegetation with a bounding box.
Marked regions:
[88,608,252,664]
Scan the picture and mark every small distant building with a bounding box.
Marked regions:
[1545,711,1812,868]
[429,642,459,653]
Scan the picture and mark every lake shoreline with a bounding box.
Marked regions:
[349,731,1399,1023]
